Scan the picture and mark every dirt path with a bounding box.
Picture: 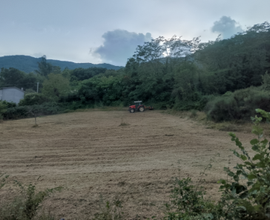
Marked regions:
[0,110,254,219]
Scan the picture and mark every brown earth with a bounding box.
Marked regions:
[0,110,255,219]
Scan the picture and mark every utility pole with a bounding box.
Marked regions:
[37,82,39,93]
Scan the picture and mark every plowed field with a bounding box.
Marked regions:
[0,110,253,219]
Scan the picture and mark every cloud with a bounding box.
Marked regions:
[211,16,243,39]
[93,30,152,65]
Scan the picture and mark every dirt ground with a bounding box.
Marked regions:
[0,110,255,219]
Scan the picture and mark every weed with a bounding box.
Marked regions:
[119,117,129,126]
[91,195,124,220]
[218,109,270,219]
[0,180,62,220]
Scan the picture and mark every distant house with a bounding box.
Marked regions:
[0,87,25,104]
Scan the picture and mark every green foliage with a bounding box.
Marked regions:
[2,22,270,120]
[2,102,61,120]
[172,62,199,101]
[91,196,124,220]
[35,56,59,77]
[19,93,51,106]
[41,73,70,101]
[70,67,107,82]
[195,22,270,93]
[205,87,270,121]
[0,101,7,120]
[24,89,36,95]
[262,71,270,91]
[2,106,29,119]
[218,108,270,219]
[0,101,16,108]
[0,68,40,91]
[163,109,270,219]
[0,67,25,88]
[164,177,213,220]
[0,180,61,220]
[77,74,125,106]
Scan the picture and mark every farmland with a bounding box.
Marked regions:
[0,110,253,219]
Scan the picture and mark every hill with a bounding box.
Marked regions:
[0,55,122,73]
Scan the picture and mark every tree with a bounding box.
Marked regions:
[41,73,70,101]
[194,22,270,94]
[78,74,125,106]
[70,67,107,82]
[35,55,61,77]
[0,68,25,88]
[0,68,41,91]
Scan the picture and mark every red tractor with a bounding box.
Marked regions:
[128,101,154,113]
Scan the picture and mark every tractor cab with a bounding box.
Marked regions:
[134,101,143,108]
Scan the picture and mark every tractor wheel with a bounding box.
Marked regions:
[129,108,135,113]
[139,106,145,112]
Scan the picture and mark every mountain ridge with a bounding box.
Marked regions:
[0,55,123,73]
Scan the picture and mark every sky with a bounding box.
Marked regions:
[1,0,270,66]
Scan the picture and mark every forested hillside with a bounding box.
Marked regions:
[1,22,270,122]
[0,55,122,73]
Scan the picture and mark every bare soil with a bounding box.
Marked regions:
[0,110,255,219]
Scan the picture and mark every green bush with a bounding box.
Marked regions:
[173,95,210,111]
[0,102,7,120]
[164,109,270,219]
[0,101,17,120]
[1,100,16,108]
[218,109,270,219]
[205,87,270,121]
[3,102,61,120]
[3,106,29,119]
[164,177,215,220]
[31,102,61,115]
[164,175,243,220]
[19,93,51,106]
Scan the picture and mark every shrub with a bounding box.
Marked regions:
[173,95,210,111]
[164,109,270,219]
[204,95,238,121]
[164,177,215,219]
[218,109,270,219]
[3,106,29,119]
[0,180,61,220]
[19,93,51,106]
[91,196,124,220]
[1,100,16,108]
[0,101,7,120]
[3,102,62,120]
[205,87,270,121]
[30,102,61,115]
[24,89,37,95]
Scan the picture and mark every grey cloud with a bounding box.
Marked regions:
[93,30,152,65]
[211,16,243,39]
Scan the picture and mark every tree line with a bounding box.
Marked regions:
[1,22,270,121]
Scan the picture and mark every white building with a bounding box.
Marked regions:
[0,87,25,104]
